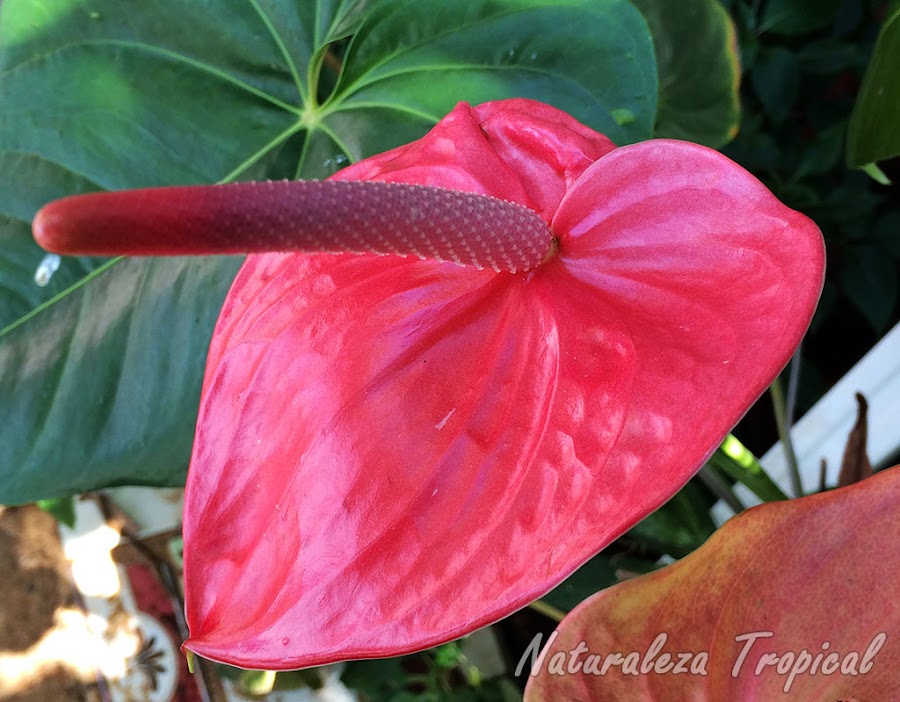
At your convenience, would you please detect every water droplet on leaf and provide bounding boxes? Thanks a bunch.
[34,254,61,287]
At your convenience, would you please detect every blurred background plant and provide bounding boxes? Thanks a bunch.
[722,0,899,439]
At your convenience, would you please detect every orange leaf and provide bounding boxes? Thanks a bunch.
[525,466,900,700]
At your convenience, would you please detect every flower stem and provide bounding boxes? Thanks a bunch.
[528,599,566,623]
[770,376,803,497]
[697,464,745,514]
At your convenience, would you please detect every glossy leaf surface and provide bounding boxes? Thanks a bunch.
[525,466,900,701]
[0,217,94,329]
[0,256,243,499]
[0,0,655,502]
[183,99,824,668]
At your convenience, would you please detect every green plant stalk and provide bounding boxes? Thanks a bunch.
[529,599,566,622]
[709,435,789,503]
[697,464,745,513]
[770,376,803,497]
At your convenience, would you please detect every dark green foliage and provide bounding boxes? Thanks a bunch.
[723,0,899,417]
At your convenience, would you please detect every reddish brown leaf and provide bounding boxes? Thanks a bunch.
[837,393,874,488]
[525,466,900,701]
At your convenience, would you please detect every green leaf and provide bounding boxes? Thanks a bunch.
[790,121,845,181]
[796,38,862,75]
[433,641,464,669]
[341,657,410,697]
[707,434,788,503]
[759,0,842,36]
[840,243,899,333]
[847,9,900,169]
[626,479,717,557]
[0,0,656,503]
[860,162,892,186]
[542,553,619,613]
[323,0,657,158]
[0,217,98,329]
[750,47,799,125]
[873,211,900,257]
[36,496,76,528]
[0,256,242,503]
[631,0,741,147]
[0,153,101,223]
[543,474,720,616]
[0,2,305,191]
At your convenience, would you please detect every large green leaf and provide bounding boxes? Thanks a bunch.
[631,0,741,148]
[0,256,244,501]
[323,0,656,160]
[0,0,656,502]
[847,8,900,175]
[0,218,97,328]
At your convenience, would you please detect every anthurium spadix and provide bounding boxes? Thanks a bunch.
[33,99,825,669]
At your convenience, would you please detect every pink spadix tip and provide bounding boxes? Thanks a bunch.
[33,180,555,273]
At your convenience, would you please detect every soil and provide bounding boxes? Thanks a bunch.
[0,505,96,701]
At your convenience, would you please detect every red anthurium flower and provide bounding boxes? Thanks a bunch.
[33,99,825,669]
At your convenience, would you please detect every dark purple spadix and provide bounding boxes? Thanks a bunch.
[33,180,555,273]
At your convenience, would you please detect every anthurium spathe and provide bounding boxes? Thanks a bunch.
[524,465,900,701]
[33,99,825,669]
